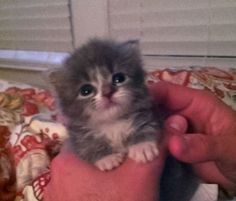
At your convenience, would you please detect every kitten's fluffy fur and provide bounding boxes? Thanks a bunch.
[49,38,199,201]
[49,39,160,170]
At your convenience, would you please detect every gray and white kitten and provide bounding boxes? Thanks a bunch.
[49,39,160,171]
[49,39,199,201]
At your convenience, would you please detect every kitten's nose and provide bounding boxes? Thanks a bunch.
[102,86,114,98]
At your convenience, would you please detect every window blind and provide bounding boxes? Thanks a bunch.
[108,0,236,58]
[0,0,73,52]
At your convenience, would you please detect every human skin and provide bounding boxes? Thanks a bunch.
[43,139,167,201]
[149,81,236,191]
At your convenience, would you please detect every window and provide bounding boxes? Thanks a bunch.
[1,0,235,70]
[108,0,236,68]
[0,0,73,70]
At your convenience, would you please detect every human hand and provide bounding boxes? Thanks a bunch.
[150,81,236,191]
[43,140,166,201]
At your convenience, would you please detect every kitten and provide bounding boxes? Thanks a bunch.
[49,39,199,201]
[49,39,160,171]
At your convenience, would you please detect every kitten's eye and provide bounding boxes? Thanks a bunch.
[79,84,94,97]
[112,73,126,85]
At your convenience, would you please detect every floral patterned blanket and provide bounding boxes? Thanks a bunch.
[0,66,236,201]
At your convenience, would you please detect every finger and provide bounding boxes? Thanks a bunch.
[148,81,203,111]
[168,134,220,163]
[193,162,236,190]
[164,114,188,134]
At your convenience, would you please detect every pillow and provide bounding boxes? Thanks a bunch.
[147,66,236,110]
[0,78,67,201]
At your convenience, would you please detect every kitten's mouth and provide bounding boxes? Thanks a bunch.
[100,97,119,110]
[103,99,118,108]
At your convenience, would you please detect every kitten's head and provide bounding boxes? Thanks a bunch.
[49,39,147,123]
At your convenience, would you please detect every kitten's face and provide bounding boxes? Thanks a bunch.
[50,39,146,123]
[77,67,133,122]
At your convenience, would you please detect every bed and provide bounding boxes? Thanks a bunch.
[0,66,236,201]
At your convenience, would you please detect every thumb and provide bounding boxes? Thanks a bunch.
[168,134,221,163]
[164,115,221,163]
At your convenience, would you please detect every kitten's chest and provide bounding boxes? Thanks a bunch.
[97,119,134,148]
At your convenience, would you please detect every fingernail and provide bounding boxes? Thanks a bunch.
[169,123,182,131]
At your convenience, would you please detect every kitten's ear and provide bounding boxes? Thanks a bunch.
[119,40,141,58]
[45,68,66,89]
[120,40,140,51]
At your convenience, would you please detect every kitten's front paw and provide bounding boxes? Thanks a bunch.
[95,153,124,171]
[128,141,159,163]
